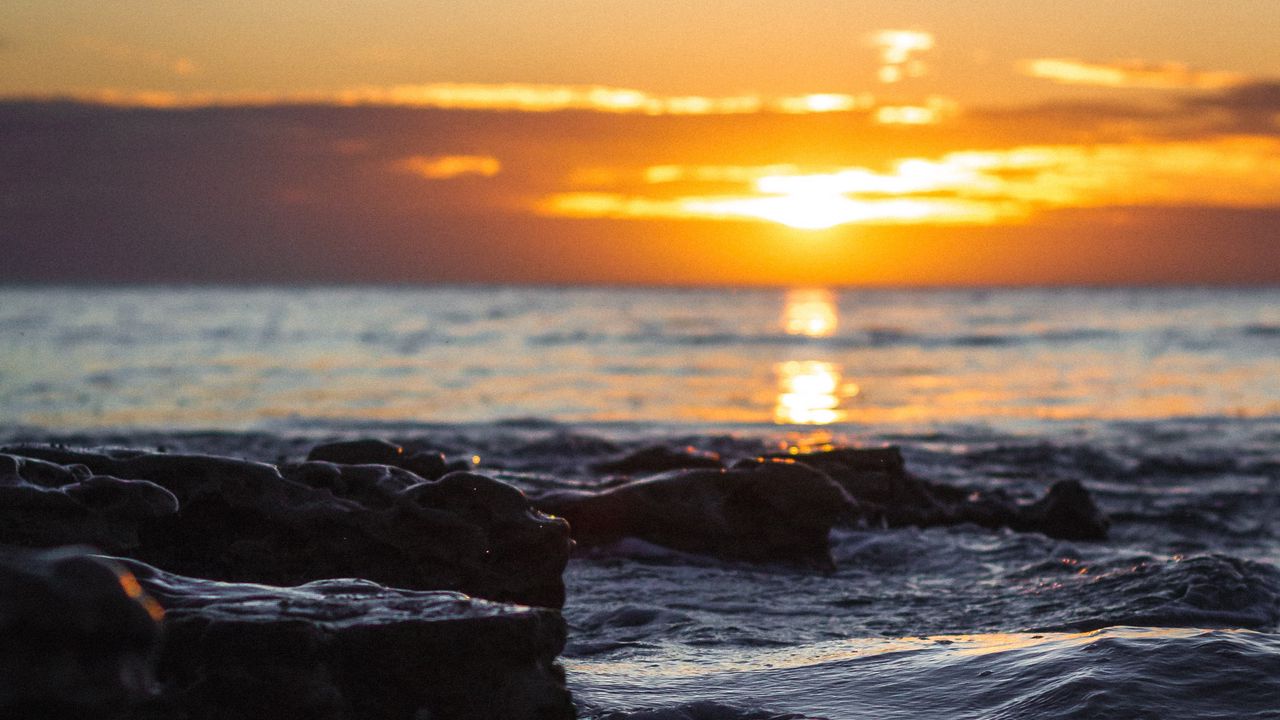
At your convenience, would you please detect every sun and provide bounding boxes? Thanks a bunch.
[677,164,1005,230]
[683,191,959,230]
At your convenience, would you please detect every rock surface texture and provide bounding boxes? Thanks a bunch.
[128,559,574,720]
[539,445,1109,562]
[772,447,1110,541]
[0,547,162,717]
[0,547,574,720]
[538,459,855,570]
[0,445,572,607]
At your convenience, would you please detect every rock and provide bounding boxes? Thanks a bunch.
[1013,479,1110,541]
[0,453,180,551]
[0,446,572,608]
[777,447,1109,540]
[589,445,724,476]
[538,459,854,570]
[766,446,906,476]
[307,439,454,480]
[126,559,574,720]
[0,546,162,716]
[306,438,407,466]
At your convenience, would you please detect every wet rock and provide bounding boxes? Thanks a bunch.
[1013,479,1110,541]
[538,459,854,570]
[589,445,724,476]
[0,446,572,608]
[0,546,162,716]
[127,559,574,720]
[306,438,454,480]
[779,446,1109,541]
[307,438,407,466]
[0,453,179,551]
[766,446,906,476]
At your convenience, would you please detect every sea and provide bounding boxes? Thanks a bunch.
[3,285,1279,719]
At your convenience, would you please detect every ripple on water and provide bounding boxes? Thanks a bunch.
[571,628,1280,720]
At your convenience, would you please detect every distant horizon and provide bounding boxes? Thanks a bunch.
[5,279,1280,291]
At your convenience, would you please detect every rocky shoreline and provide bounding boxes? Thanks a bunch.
[0,438,1109,718]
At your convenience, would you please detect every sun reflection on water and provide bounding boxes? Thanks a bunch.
[775,360,855,425]
[775,290,858,425]
[783,289,839,337]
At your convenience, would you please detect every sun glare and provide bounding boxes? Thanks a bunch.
[540,136,1280,230]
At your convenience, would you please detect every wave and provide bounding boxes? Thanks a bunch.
[571,627,1280,720]
[1019,554,1280,632]
[524,328,1122,351]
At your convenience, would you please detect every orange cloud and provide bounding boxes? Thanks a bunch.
[874,96,959,125]
[17,84,911,117]
[777,93,875,113]
[871,30,934,84]
[393,155,501,180]
[539,137,1280,229]
[21,84,769,114]
[1020,58,1249,90]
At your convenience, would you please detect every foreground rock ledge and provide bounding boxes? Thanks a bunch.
[0,546,161,716]
[0,547,574,720]
[0,446,572,608]
[129,559,574,720]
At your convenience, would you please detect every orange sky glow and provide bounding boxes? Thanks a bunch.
[1,1,1279,284]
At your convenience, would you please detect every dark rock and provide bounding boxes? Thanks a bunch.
[590,445,724,476]
[0,453,179,551]
[0,446,572,607]
[126,559,574,720]
[778,447,1109,541]
[538,459,854,570]
[307,439,453,481]
[1013,479,1110,541]
[306,438,406,466]
[0,546,162,716]
[403,450,451,480]
[765,446,906,476]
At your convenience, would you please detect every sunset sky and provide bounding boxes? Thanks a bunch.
[3,1,1279,284]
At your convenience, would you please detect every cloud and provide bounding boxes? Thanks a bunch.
[539,137,1280,229]
[1019,58,1248,90]
[870,30,934,84]
[1187,81,1280,116]
[874,96,959,125]
[3,101,1278,285]
[393,155,501,180]
[5,84,949,119]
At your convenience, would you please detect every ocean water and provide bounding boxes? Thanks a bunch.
[2,285,1279,718]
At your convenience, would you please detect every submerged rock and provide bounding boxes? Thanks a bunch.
[1012,478,1111,541]
[538,459,854,570]
[128,559,574,720]
[0,446,572,607]
[777,447,1110,540]
[0,546,162,716]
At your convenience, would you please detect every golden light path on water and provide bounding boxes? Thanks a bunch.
[774,289,859,425]
[567,627,1216,678]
